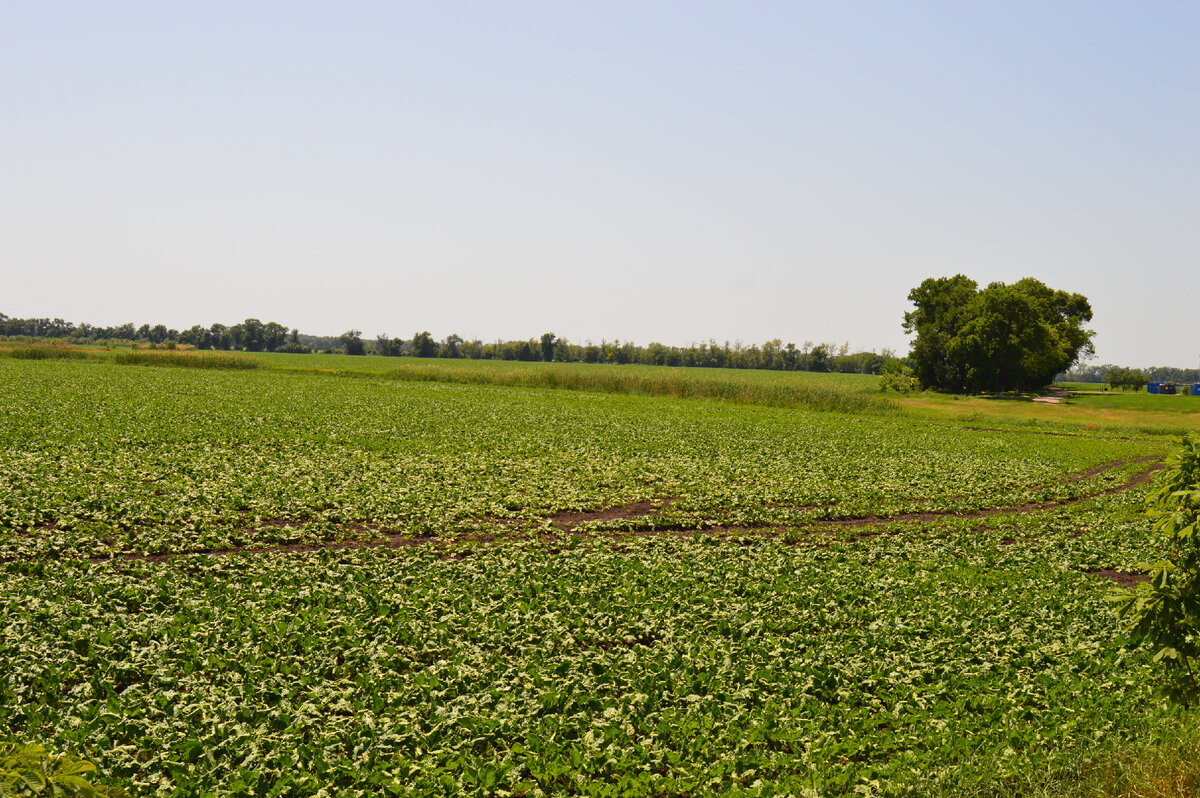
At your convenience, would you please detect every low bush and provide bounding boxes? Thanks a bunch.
[1,741,126,797]
[1117,434,1200,706]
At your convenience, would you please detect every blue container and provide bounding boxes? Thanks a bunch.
[1149,382,1160,394]
[1193,383,1200,396]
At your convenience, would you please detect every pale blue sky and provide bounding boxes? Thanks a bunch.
[3,2,1197,366]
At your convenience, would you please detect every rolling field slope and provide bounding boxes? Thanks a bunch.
[0,354,1190,796]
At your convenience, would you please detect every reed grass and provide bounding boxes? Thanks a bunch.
[374,361,892,413]
[3,342,259,370]
[2,345,91,360]
[107,350,260,370]
[928,712,1200,798]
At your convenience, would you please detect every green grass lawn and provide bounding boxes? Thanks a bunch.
[1066,390,1200,413]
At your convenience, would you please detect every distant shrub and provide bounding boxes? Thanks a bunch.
[879,361,920,394]
[1107,366,1149,392]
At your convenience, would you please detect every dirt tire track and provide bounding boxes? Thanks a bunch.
[86,531,509,564]
[50,455,1163,563]
[790,456,1161,532]
[545,498,676,530]
[567,456,1161,538]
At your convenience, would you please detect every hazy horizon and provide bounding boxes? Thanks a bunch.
[4,3,1197,369]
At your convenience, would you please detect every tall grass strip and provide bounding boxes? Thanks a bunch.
[108,350,260,370]
[926,712,1200,797]
[362,362,893,413]
[2,346,90,361]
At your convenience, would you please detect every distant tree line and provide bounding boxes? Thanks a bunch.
[348,330,899,374]
[0,313,311,353]
[1,312,901,374]
[9,310,1195,386]
[1059,363,1200,386]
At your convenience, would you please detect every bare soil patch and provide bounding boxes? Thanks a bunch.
[1086,569,1151,588]
[546,498,676,530]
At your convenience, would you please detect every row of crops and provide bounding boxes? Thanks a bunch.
[0,356,1183,795]
[0,359,1158,559]
[0,523,1169,796]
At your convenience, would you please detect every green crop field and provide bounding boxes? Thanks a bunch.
[1,353,1194,796]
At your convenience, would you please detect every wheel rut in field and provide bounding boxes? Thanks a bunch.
[598,456,1162,538]
[81,502,680,563]
[55,455,1163,563]
[544,498,675,530]
[789,456,1161,533]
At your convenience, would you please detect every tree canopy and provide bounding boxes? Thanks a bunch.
[903,276,1094,393]
[1105,366,1149,392]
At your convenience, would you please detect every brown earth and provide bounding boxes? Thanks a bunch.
[1086,569,1151,587]
[545,498,675,530]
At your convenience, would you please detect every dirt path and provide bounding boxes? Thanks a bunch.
[1032,387,1072,405]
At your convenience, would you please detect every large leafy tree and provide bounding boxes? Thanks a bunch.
[540,332,557,362]
[905,276,1094,392]
[1009,277,1096,386]
[412,331,438,358]
[339,329,365,356]
[948,283,1054,392]
[263,321,290,352]
[902,275,980,390]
